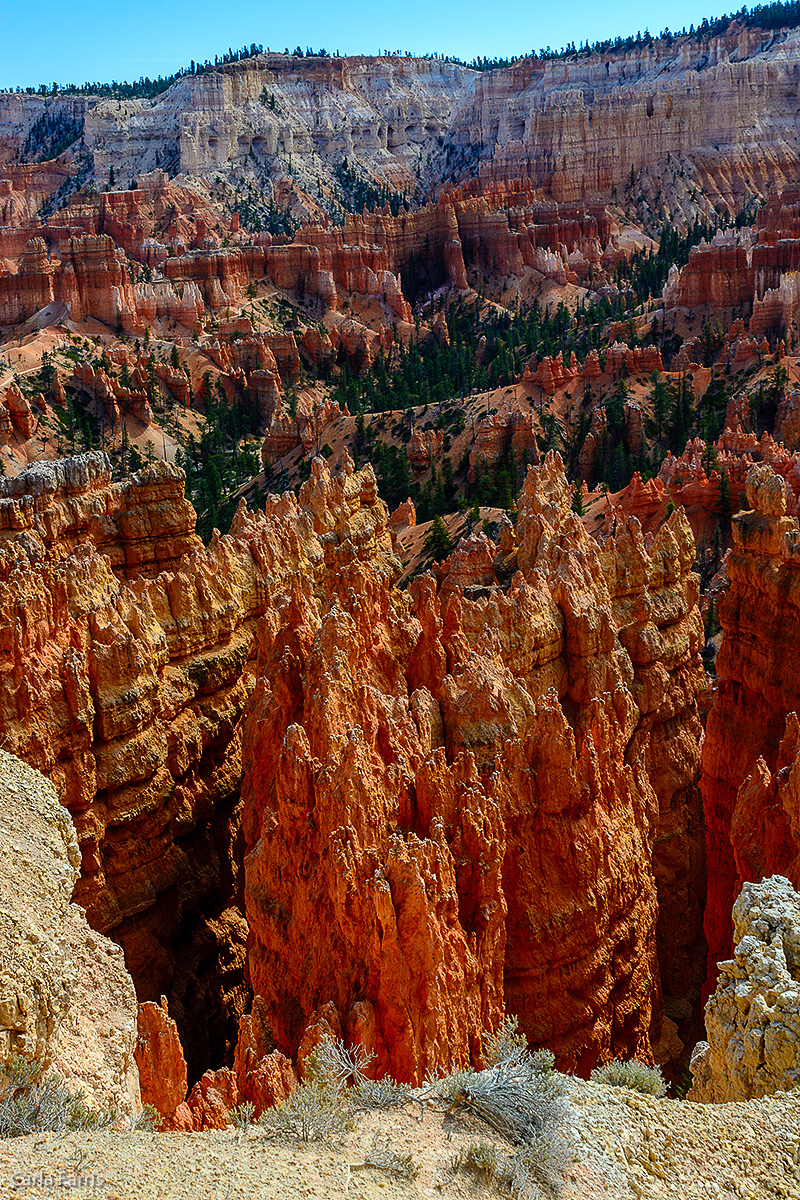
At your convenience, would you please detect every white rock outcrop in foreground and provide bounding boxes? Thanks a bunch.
[690,875,800,1102]
[0,751,140,1116]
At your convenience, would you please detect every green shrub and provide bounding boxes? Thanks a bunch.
[257,1078,355,1143]
[0,1056,117,1137]
[590,1059,667,1097]
[674,1065,693,1100]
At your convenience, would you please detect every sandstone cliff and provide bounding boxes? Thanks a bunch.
[4,26,799,217]
[731,712,800,889]
[0,451,322,1080]
[0,438,707,1089]
[0,181,630,342]
[663,192,800,347]
[0,446,422,1088]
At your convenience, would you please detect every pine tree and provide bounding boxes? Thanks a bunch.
[423,515,454,562]
[718,469,733,529]
[650,373,670,439]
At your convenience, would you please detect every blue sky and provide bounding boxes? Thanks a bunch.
[0,0,739,90]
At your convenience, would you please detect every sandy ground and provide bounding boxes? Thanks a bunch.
[1,1079,799,1199]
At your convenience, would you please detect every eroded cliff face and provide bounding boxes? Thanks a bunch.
[701,463,800,993]
[451,26,800,212]
[241,452,706,1081]
[731,713,800,888]
[663,193,800,346]
[0,443,708,1087]
[0,450,327,1080]
[0,178,629,350]
[3,26,798,216]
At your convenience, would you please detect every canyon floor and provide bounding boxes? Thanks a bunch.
[2,1082,800,1199]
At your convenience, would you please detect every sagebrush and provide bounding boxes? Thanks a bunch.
[257,1077,355,1143]
[0,1056,117,1137]
[590,1059,667,1097]
[443,1018,571,1197]
[257,1035,414,1141]
[230,1101,256,1131]
[253,1022,571,1197]
[130,1103,159,1131]
[454,1139,553,1200]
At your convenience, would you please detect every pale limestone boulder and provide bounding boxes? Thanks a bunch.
[745,462,787,517]
[690,875,800,1102]
[0,751,140,1117]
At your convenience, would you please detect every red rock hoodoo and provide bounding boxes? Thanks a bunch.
[12,31,800,1103]
[701,463,800,990]
[241,452,706,1082]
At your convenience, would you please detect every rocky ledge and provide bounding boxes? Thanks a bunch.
[0,750,140,1117]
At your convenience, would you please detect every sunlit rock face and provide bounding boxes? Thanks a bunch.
[0,451,324,1079]
[242,453,706,1081]
[690,875,800,1103]
[701,464,800,1001]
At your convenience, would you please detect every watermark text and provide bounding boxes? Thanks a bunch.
[11,1172,105,1191]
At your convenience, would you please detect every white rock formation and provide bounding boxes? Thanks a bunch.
[0,750,141,1117]
[4,28,800,214]
[690,875,800,1102]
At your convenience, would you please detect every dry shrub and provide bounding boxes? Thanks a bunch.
[445,1018,571,1198]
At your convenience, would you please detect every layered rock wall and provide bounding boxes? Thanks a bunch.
[731,713,800,888]
[0,454,199,574]
[0,445,707,1089]
[459,29,800,208]
[0,183,623,357]
[663,189,800,347]
[4,28,800,212]
[0,451,330,1080]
